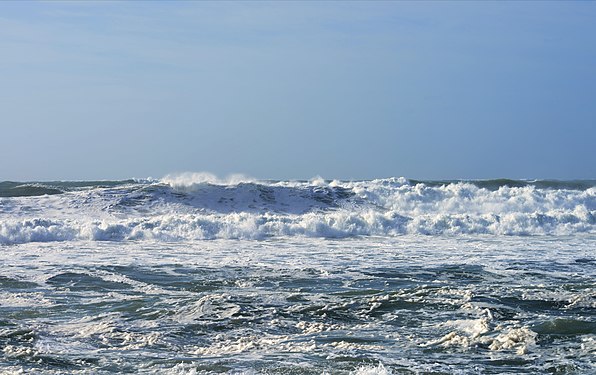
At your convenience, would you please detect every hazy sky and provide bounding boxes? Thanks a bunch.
[1,1,595,181]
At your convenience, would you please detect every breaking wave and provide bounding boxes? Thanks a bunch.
[0,176,594,244]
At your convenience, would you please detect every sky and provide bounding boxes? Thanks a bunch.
[1,1,595,181]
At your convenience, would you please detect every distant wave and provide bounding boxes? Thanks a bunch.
[0,180,135,197]
[0,182,63,197]
[409,178,596,191]
[1,178,594,198]
[0,177,594,244]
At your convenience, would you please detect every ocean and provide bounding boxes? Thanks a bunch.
[0,176,594,374]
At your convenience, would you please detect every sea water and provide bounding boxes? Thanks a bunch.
[0,176,594,374]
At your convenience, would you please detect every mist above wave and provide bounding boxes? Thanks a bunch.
[161,172,256,189]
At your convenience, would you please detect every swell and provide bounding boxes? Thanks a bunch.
[0,182,63,197]
[110,181,361,214]
[0,180,138,198]
[1,178,594,198]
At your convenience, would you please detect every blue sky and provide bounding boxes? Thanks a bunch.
[1,1,595,180]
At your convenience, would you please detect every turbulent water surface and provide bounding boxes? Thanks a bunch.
[0,176,594,374]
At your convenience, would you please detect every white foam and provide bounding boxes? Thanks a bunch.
[352,363,392,375]
[191,334,303,356]
[0,291,54,308]
[2,345,38,359]
[488,327,537,355]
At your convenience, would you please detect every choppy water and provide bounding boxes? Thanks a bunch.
[0,176,594,374]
